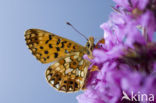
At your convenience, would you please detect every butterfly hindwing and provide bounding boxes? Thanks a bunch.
[45,52,89,92]
[25,29,85,64]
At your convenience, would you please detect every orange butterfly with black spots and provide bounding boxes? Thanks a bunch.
[25,26,104,92]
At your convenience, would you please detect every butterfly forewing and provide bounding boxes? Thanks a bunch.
[25,29,85,64]
[45,52,89,92]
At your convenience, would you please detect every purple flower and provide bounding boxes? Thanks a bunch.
[77,0,156,103]
[139,10,156,41]
[113,0,149,10]
[113,0,156,42]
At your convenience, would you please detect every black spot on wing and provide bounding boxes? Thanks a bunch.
[64,81,67,83]
[45,40,49,44]
[75,82,78,88]
[73,46,76,49]
[44,51,49,54]
[29,29,38,35]
[56,39,61,45]
[61,41,67,48]
[67,43,71,48]
[43,58,46,61]
[49,35,52,40]
[70,81,73,84]
[40,46,44,49]
[54,53,58,58]
[49,44,53,48]
[61,42,65,48]
[56,47,60,51]
[73,61,76,65]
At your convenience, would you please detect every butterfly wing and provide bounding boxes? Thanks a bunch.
[25,29,85,63]
[45,52,90,92]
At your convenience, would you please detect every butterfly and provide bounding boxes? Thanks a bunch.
[25,28,102,93]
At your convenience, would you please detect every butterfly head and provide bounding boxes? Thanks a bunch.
[85,36,95,55]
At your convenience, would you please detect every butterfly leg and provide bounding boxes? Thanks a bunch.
[90,65,99,72]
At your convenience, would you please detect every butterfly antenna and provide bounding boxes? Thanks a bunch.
[66,22,88,41]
